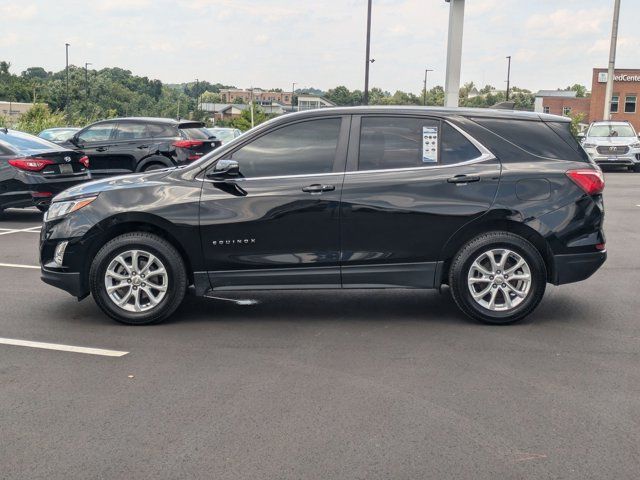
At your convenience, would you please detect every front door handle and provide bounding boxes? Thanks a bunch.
[95,146,108,152]
[302,184,335,193]
[137,145,150,149]
[447,174,480,184]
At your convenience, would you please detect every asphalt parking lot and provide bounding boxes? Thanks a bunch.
[1,172,639,479]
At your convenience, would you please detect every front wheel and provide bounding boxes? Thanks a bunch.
[89,232,187,325]
[449,232,547,325]
[633,163,640,173]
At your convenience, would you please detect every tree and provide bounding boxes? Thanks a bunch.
[230,103,270,131]
[565,84,588,98]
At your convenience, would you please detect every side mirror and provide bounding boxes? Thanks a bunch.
[207,159,240,179]
[70,134,81,146]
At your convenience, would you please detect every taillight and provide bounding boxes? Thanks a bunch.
[79,155,90,168]
[566,169,605,195]
[173,140,203,148]
[32,191,53,198]
[8,158,55,172]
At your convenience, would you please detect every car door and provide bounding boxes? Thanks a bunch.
[340,114,501,288]
[199,115,350,290]
[74,121,118,178]
[110,121,152,173]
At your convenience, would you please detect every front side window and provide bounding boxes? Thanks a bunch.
[78,123,116,143]
[611,95,619,113]
[114,122,148,140]
[358,117,480,171]
[231,118,341,178]
[624,95,637,113]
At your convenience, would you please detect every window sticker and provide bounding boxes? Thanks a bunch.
[422,126,438,163]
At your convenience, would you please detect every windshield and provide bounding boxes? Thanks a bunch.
[40,129,77,142]
[2,130,61,154]
[207,128,235,143]
[589,124,636,137]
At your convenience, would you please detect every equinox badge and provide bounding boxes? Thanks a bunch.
[212,239,256,246]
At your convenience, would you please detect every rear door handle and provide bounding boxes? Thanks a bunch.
[302,184,335,193]
[95,147,108,152]
[447,174,480,184]
[137,145,150,149]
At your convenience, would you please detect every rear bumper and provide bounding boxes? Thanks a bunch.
[41,266,87,298]
[552,251,607,285]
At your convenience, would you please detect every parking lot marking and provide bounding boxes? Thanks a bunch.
[0,337,129,357]
[0,226,41,236]
[0,262,40,269]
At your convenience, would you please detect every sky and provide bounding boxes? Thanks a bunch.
[1,0,639,94]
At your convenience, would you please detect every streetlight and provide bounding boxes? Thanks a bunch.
[423,69,434,106]
[84,62,92,110]
[65,43,70,112]
[505,55,511,101]
[363,0,372,105]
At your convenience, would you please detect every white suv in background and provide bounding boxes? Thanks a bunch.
[581,121,640,172]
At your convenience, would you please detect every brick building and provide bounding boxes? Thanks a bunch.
[535,68,640,131]
[220,88,293,106]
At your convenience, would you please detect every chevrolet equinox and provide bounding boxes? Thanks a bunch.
[40,107,606,325]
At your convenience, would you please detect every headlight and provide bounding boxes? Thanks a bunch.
[630,142,640,148]
[45,196,98,221]
[582,143,596,148]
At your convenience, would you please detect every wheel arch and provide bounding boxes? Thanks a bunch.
[81,214,196,287]
[437,216,554,286]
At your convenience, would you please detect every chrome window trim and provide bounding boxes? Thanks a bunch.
[198,119,496,182]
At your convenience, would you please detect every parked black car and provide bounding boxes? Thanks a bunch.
[40,107,606,325]
[61,117,222,178]
[0,128,91,214]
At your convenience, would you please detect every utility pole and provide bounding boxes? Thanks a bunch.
[250,86,255,128]
[603,0,621,120]
[505,55,512,101]
[444,0,465,107]
[84,62,92,111]
[423,69,434,106]
[195,78,200,114]
[292,82,297,111]
[363,0,372,105]
[65,43,70,113]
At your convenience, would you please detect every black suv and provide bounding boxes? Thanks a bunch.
[62,117,221,178]
[40,107,606,325]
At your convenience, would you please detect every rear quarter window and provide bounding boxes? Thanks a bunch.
[147,124,178,138]
[471,118,587,162]
[180,127,211,140]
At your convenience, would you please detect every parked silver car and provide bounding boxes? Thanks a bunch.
[580,121,640,172]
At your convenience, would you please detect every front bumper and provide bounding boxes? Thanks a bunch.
[552,251,607,285]
[41,265,87,298]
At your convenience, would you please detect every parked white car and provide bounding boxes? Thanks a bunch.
[580,121,640,172]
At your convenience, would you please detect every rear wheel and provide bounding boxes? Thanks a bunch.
[142,162,167,172]
[89,232,187,325]
[449,231,547,325]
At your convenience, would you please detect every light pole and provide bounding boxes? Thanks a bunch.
[65,43,70,113]
[292,82,297,111]
[505,55,511,101]
[444,0,465,107]
[84,62,92,110]
[604,0,621,120]
[363,0,372,105]
[423,69,434,106]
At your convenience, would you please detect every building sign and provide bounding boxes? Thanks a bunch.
[598,72,640,83]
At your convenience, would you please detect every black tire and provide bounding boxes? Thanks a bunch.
[448,231,547,325]
[633,164,640,173]
[89,232,187,325]
[36,205,49,213]
[142,162,167,172]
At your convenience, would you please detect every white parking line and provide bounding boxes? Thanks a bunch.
[0,337,129,357]
[0,226,41,235]
[0,262,40,269]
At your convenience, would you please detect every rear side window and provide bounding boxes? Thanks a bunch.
[546,122,590,162]
[230,118,341,178]
[114,122,149,140]
[147,124,177,138]
[472,118,585,161]
[358,117,481,171]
